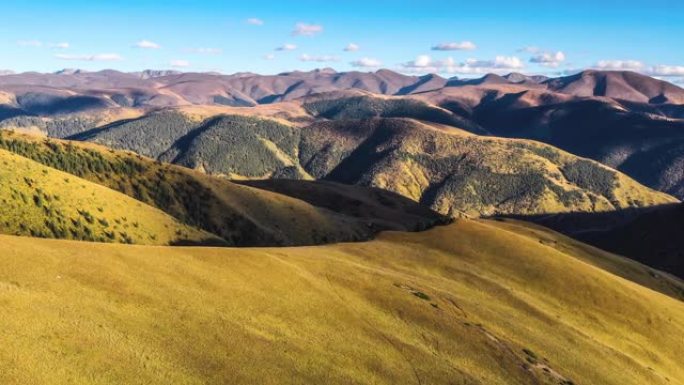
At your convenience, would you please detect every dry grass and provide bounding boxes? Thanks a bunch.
[0,219,682,384]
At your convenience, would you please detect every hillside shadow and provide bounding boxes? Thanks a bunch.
[494,203,684,279]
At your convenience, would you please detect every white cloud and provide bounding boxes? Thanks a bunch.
[135,40,161,49]
[648,65,684,77]
[246,18,264,26]
[263,53,276,60]
[276,43,297,51]
[170,59,190,68]
[55,53,123,61]
[17,40,43,47]
[401,55,524,74]
[188,47,222,55]
[344,43,360,52]
[300,54,339,62]
[431,41,477,51]
[51,42,70,49]
[594,60,645,71]
[592,60,684,77]
[403,55,434,68]
[530,51,566,67]
[292,23,323,36]
[350,57,382,68]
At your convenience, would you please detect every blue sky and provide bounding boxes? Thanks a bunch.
[1,0,683,81]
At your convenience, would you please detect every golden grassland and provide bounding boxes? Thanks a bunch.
[0,149,214,245]
[0,219,682,385]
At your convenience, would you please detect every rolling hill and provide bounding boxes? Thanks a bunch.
[414,74,684,198]
[0,219,682,385]
[0,147,215,245]
[2,68,683,200]
[300,118,677,217]
[512,203,684,279]
[0,130,447,246]
[65,108,677,218]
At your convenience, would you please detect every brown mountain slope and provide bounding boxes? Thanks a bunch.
[414,82,684,198]
[545,70,684,104]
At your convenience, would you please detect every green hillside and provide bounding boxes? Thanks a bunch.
[0,148,215,245]
[66,108,678,218]
[0,130,446,246]
[299,118,677,217]
[0,219,682,384]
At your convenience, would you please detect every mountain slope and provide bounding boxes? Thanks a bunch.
[0,220,682,385]
[524,203,684,279]
[0,130,447,246]
[0,148,214,245]
[545,70,684,104]
[68,108,677,217]
[462,96,684,198]
[580,203,684,278]
[298,118,677,217]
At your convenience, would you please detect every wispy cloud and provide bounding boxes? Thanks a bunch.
[134,40,161,49]
[594,60,645,71]
[431,41,477,51]
[55,53,123,61]
[401,55,524,74]
[170,59,190,68]
[276,43,297,51]
[16,40,43,47]
[263,53,276,60]
[187,47,223,55]
[591,60,684,77]
[292,23,323,36]
[530,51,566,68]
[246,18,264,26]
[300,53,338,62]
[648,65,684,77]
[344,43,360,52]
[350,57,382,68]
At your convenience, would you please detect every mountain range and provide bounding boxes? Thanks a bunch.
[1,68,683,273]
[1,67,684,384]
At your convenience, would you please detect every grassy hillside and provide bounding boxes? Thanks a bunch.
[157,114,310,179]
[74,112,311,179]
[0,220,682,385]
[496,203,684,279]
[303,94,485,134]
[68,108,678,218]
[0,148,214,245]
[0,130,446,246]
[426,90,684,199]
[299,118,677,217]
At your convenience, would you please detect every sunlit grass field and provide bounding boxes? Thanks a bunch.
[1,219,682,384]
[0,149,214,245]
